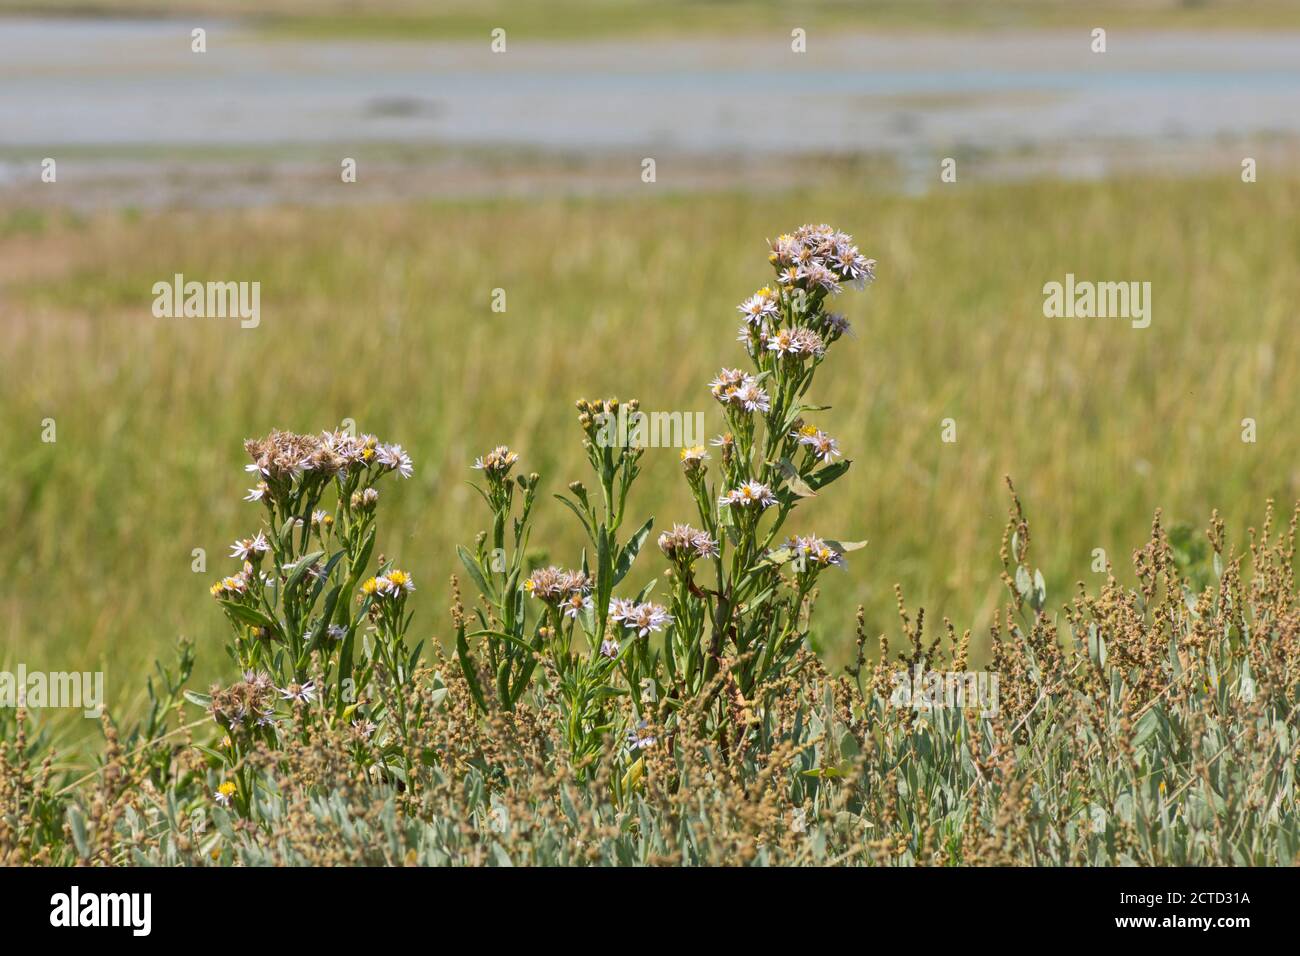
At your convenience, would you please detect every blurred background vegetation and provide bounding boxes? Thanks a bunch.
[2,0,1299,744]
[4,0,1300,35]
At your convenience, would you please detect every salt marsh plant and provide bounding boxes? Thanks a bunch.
[454,224,873,774]
[3,223,1298,868]
[194,428,423,805]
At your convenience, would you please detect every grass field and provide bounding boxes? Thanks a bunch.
[4,172,1298,742]
[4,0,1299,38]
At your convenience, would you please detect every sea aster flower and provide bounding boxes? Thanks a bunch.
[277,680,318,705]
[708,368,748,402]
[833,245,874,285]
[376,443,414,479]
[801,261,842,295]
[730,379,771,413]
[562,591,593,619]
[209,573,250,599]
[607,597,636,623]
[378,569,415,596]
[798,427,841,462]
[786,535,844,568]
[229,531,270,562]
[720,481,778,510]
[525,566,589,603]
[658,523,718,562]
[618,602,673,637]
[737,287,779,326]
[626,720,657,751]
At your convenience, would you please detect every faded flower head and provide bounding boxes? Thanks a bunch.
[472,445,520,478]
[658,523,718,562]
[208,671,276,734]
[524,566,591,604]
[679,444,710,476]
[244,429,344,482]
[209,569,251,600]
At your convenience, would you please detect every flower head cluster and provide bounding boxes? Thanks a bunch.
[766,326,825,360]
[524,566,591,605]
[657,523,718,563]
[243,429,413,506]
[769,224,875,294]
[608,599,673,636]
[320,430,414,479]
[786,535,845,569]
[208,670,276,734]
[244,430,345,482]
[719,481,778,510]
[472,444,520,478]
[708,368,770,414]
[210,558,270,601]
[209,569,251,599]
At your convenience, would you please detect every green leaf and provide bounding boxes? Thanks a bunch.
[467,628,536,656]
[283,550,325,593]
[456,627,489,712]
[806,459,851,491]
[220,600,278,632]
[457,545,495,601]
[613,516,654,586]
[775,458,817,498]
[827,539,867,553]
[182,689,212,708]
[67,806,90,858]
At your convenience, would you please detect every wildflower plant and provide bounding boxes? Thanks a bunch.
[455,225,873,773]
[191,428,419,804]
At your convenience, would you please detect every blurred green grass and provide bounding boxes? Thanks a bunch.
[3,173,1298,739]
[4,0,1299,38]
